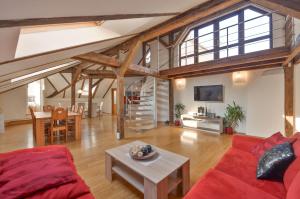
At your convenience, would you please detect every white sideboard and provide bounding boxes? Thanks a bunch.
[181,114,223,134]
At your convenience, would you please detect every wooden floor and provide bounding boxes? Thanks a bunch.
[0,115,232,199]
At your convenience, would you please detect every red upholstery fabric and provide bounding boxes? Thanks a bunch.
[286,171,300,199]
[215,148,286,199]
[283,138,300,190]
[232,134,264,153]
[251,132,295,159]
[185,134,300,199]
[184,169,279,199]
[0,146,94,199]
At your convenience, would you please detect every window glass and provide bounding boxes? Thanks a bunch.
[219,15,239,47]
[219,46,239,58]
[198,25,214,52]
[198,53,214,62]
[145,50,151,65]
[245,39,270,53]
[244,9,270,41]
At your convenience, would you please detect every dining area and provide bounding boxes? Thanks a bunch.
[29,105,84,146]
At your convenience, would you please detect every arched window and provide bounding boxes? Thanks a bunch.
[179,6,272,66]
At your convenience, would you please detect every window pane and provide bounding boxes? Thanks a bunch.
[186,57,194,65]
[181,58,186,66]
[145,51,151,64]
[186,40,194,56]
[198,53,214,62]
[219,15,238,47]
[198,33,214,52]
[245,39,270,53]
[185,30,195,41]
[198,24,213,36]
[219,15,238,29]
[219,46,239,58]
[244,9,270,41]
[180,43,187,57]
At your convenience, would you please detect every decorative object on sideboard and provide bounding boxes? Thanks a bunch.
[129,145,157,160]
[175,103,185,127]
[224,101,245,134]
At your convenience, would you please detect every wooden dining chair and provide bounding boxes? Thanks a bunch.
[50,107,68,144]
[28,106,36,139]
[43,105,54,112]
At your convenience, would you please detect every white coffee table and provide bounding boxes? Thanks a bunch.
[105,141,190,199]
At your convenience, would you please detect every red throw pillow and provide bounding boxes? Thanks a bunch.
[251,132,296,159]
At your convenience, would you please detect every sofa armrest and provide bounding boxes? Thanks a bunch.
[232,135,264,153]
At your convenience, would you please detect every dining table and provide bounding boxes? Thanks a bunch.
[33,111,82,146]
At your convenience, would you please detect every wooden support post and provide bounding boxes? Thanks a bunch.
[71,70,76,107]
[284,64,294,137]
[116,74,125,139]
[168,33,174,124]
[169,79,174,125]
[88,77,93,118]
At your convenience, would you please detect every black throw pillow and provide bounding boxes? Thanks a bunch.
[257,142,295,181]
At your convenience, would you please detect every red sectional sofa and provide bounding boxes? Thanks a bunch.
[0,145,94,199]
[184,134,300,199]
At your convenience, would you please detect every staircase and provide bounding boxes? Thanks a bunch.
[126,77,156,131]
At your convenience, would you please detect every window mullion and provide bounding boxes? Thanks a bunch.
[194,29,198,63]
[214,22,219,59]
[239,10,245,55]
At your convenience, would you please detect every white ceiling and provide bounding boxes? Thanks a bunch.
[0,0,210,93]
[0,0,207,19]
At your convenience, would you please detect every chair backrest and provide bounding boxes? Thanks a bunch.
[100,101,104,111]
[28,106,35,120]
[78,105,84,116]
[51,107,68,122]
[43,105,54,112]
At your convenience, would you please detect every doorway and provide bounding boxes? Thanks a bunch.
[111,88,117,115]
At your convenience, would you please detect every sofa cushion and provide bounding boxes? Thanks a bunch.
[283,137,300,190]
[257,142,295,181]
[286,171,300,199]
[215,148,286,199]
[184,169,279,199]
[251,132,295,159]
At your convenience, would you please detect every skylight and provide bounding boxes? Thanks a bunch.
[11,61,79,83]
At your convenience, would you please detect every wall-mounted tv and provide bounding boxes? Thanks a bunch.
[194,85,223,102]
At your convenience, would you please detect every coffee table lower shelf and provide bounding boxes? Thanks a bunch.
[112,164,183,194]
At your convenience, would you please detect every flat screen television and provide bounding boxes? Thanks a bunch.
[194,85,223,102]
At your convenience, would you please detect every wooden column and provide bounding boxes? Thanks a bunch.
[88,77,93,118]
[284,64,294,137]
[168,33,175,124]
[116,74,125,139]
[71,70,76,107]
[169,79,174,124]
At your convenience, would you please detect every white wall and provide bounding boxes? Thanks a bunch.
[0,86,28,121]
[174,68,285,136]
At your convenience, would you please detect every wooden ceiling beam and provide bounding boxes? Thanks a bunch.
[168,58,286,78]
[74,52,119,67]
[250,0,300,19]
[103,0,243,56]
[0,12,180,28]
[160,47,289,77]
[283,43,300,66]
[173,63,282,79]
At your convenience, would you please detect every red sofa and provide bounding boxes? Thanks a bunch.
[0,145,94,199]
[184,134,300,199]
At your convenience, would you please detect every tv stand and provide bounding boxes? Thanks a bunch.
[181,114,223,134]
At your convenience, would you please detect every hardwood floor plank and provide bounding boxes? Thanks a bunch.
[0,115,232,199]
